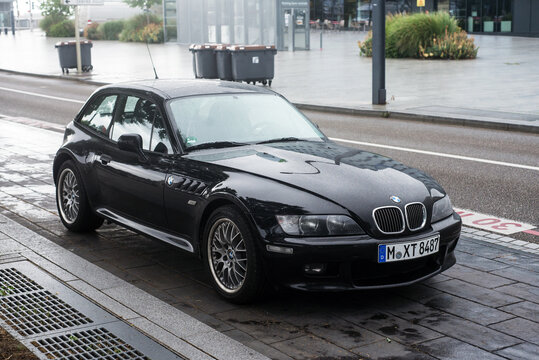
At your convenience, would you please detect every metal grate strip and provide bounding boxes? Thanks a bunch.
[0,268,44,295]
[31,327,152,360]
[0,290,93,336]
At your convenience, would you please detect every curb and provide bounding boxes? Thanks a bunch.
[294,103,539,135]
[2,68,538,134]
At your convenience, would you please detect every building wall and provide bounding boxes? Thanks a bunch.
[514,0,539,35]
[176,0,277,45]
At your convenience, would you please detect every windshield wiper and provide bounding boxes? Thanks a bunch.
[186,141,249,152]
[256,137,307,145]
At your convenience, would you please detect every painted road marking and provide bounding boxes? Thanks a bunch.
[454,208,536,235]
[0,86,86,104]
[330,137,539,172]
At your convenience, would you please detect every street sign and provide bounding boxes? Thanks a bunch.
[417,0,425,7]
[61,0,104,5]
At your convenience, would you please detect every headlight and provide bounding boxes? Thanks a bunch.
[276,215,364,236]
[431,196,453,223]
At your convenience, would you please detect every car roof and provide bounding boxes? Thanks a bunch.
[100,79,276,100]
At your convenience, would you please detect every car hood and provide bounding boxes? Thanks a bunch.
[186,141,445,217]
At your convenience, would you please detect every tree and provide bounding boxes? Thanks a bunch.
[40,0,73,18]
[123,0,162,11]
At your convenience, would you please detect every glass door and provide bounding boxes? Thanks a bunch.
[294,9,308,50]
[283,9,292,50]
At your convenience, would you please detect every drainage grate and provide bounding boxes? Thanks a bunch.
[0,290,93,336]
[0,268,44,295]
[31,327,151,360]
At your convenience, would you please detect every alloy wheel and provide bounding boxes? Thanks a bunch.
[207,218,248,293]
[57,168,80,224]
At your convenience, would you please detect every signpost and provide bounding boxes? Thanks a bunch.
[372,0,386,105]
[61,0,103,73]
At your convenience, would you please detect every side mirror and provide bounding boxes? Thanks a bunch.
[118,134,148,161]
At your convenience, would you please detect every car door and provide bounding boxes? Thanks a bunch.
[94,94,174,229]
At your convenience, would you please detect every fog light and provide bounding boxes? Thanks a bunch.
[266,245,294,254]
[304,263,327,275]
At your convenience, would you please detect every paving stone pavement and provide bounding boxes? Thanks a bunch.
[0,117,538,359]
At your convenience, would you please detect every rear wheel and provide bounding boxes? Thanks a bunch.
[203,206,265,303]
[56,160,103,232]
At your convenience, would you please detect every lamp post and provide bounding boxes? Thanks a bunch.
[372,0,386,105]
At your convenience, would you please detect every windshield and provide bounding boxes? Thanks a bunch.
[167,94,324,149]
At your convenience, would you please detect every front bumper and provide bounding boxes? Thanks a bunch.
[262,212,461,291]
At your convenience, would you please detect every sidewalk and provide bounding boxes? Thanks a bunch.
[1,29,538,133]
[1,116,538,359]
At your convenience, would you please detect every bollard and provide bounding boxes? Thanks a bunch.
[320,31,323,50]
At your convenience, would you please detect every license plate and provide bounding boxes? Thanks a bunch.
[378,235,440,263]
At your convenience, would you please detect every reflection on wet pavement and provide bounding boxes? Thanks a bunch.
[1,118,538,360]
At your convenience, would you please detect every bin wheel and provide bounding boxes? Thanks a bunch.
[65,69,69,74]
[268,80,272,87]
[262,80,267,86]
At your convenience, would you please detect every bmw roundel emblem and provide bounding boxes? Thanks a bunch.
[167,176,174,186]
[390,195,401,203]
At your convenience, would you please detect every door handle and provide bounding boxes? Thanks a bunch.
[99,154,112,165]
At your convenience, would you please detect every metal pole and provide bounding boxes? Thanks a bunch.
[29,0,33,31]
[74,5,82,73]
[11,9,15,34]
[372,0,386,105]
[320,30,322,50]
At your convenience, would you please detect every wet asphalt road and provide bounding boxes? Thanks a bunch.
[0,71,537,241]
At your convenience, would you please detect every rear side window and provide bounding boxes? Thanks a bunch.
[110,96,172,154]
[79,95,117,135]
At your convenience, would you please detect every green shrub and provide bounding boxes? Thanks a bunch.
[84,22,102,40]
[40,13,66,33]
[358,12,477,59]
[47,19,75,37]
[99,20,125,40]
[419,30,478,59]
[140,23,164,43]
[119,14,163,43]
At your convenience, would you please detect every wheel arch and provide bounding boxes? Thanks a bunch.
[196,194,257,258]
[53,150,76,185]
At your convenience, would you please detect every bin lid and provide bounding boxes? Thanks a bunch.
[214,44,232,51]
[55,40,93,47]
[228,45,276,51]
[190,44,221,50]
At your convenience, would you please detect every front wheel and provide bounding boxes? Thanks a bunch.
[203,206,266,303]
[56,160,103,232]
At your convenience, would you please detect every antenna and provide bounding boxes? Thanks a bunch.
[144,8,159,79]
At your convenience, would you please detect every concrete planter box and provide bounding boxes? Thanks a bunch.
[501,21,512,32]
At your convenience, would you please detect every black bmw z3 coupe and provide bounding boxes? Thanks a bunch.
[54,80,461,303]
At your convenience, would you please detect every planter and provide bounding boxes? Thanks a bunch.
[501,21,512,32]
[483,21,494,32]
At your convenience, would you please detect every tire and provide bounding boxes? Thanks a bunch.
[203,206,266,303]
[56,160,103,232]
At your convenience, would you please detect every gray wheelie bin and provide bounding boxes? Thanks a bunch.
[189,44,218,79]
[55,41,93,74]
[215,45,233,81]
[229,45,277,86]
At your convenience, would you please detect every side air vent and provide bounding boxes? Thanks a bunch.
[170,176,207,195]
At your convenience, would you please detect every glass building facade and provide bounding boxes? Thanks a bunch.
[308,0,538,35]
[170,0,311,50]
[165,0,537,45]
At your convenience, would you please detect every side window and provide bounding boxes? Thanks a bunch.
[110,96,171,154]
[150,112,172,154]
[79,95,117,135]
